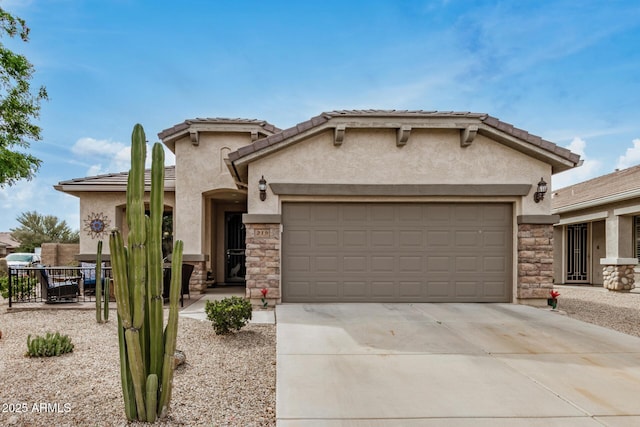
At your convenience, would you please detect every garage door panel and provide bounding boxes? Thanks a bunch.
[316,281,339,297]
[371,230,395,247]
[288,256,311,272]
[455,230,480,247]
[344,230,367,247]
[282,203,512,303]
[399,256,422,272]
[427,230,451,246]
[456,281,480,297]
[483,230,508,247]
[455,256,479,271]
[399,281,422,297]
[371,256,395,272]
[316,230,339,247]
[399,230,423,246]
[343,205,367,222]
[425,205,451,221]
[315,205,339,221]
[287,230,311,248]
[316,256,339,272]
[371,205,395,221]
[344,256,367,272]
[343,281,366,297]
[371,281,394,297]
[485,281,508,297]
[483,256,506,272]
[288,281,311,297]
[427,281,451,298]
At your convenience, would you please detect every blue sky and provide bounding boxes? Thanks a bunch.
[1,0,640,231]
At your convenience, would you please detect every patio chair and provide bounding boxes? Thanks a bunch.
[39,268,79,303]
[80,262,106,295]
[163,263,194,307]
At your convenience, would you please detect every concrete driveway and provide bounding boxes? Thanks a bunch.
[276,303,640,426]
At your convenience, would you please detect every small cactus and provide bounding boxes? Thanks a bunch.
[95,240,103,323]
[26,332,74,357]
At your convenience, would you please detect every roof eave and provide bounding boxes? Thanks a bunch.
[228,114,581,184]
[552,188,640,214]
[55,184,176,194]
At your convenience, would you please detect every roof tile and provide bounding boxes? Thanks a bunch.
[552,164,640,210]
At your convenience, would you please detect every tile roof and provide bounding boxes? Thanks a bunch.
[158,117,281,141]
[551,164,640,211]
[0,232,20,249]
[227,110,581,166]
[55,166,176,192]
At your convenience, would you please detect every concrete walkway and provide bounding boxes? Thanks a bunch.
[179,285,275,324]
[276,303,640,426]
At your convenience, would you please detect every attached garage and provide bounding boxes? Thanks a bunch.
[282,202,512,303]
[226,110,581,306]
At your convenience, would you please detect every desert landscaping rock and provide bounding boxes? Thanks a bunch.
[1,285,638,426]
[0,306,275,426]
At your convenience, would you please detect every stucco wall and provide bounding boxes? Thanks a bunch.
[554,197,640,284]
[245,129,551,215]
[174,132,253,254]
[78,191,175,254]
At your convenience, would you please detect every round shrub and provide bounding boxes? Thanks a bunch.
[205,296,252,335]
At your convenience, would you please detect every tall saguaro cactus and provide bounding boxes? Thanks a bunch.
[110,124,183,422]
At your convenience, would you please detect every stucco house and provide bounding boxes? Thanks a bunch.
[552,165,640,291]
[55,110,581,306]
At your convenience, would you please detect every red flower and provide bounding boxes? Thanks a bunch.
[550,290,560,299]
[261,288,268,297]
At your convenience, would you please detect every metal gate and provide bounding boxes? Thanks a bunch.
[566,223,588,282]
[225,212,246,283]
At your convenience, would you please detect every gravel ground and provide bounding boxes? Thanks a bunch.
[552,285,640,338]
[1,286,638,426]
[0,304,276,427]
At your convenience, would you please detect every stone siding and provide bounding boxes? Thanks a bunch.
[186,261,207,294]
[517,224,554,301]
[245,223,280,308]
[603,265,636,292]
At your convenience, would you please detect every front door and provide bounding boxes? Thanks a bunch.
[225,212,246,283]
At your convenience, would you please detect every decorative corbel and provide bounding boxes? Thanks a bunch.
[190,130,200,146]
[460,125,478,147]
[251,130,259,142]
[334,124,346,146]
[397,125,411,147]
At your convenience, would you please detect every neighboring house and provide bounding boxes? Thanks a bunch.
[0,232,20,257]
[56,110,580,306]
[552,165,640,291]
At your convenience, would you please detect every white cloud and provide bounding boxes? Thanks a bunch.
[71,137,175,176]
[552,137,602,190]
[0,178,79,231]
[616,138,640,170]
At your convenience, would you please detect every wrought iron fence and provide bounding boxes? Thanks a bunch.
[6,265,189,307]
[7,266,114,307]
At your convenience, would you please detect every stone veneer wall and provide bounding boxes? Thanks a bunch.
[186,261,207,294]
[245,223,280,308]
[603,265,636,292]
[517,224,554,301]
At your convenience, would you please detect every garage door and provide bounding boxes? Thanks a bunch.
[282,202,512,302]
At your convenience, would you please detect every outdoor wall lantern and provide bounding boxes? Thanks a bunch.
[533,177,547,203]
[258,175,267,201]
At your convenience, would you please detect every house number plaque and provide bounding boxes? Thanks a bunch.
[255,229,270,237]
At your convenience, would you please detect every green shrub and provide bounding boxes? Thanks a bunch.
[26,332,74,357]
[205,296,252,335]
[0,276,8,299]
